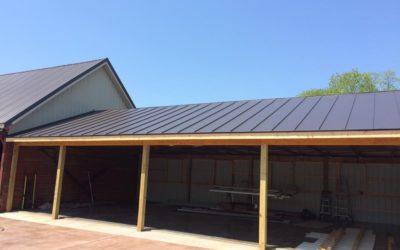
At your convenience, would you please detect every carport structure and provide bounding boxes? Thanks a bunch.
[4,91,400,249]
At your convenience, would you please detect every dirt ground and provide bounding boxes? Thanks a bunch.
[0,217,206,250]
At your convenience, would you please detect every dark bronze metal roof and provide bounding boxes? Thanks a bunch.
[13,90,400,138]
[0,58,134,126]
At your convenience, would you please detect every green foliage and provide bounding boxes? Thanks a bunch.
[299,69,400,97]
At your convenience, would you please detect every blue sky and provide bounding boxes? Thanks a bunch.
[0,1,399,107]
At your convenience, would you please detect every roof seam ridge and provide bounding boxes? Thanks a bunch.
[0,58,105,77]
[114,105,192,135]
[195,101,249,132]
[251,98,290,131]
[213,99,263,132]
[295,96,323,131]
[318,95,339,130]
[176,102,228,133]
[272,97,307,131]
[192,101,240,133]
[160,103,220,133]
[230,99,276,132]
[344,94,358,130]
[146,103,212,133]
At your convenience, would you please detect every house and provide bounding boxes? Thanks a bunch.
[1,59,399,249]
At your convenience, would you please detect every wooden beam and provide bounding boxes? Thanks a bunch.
[259,144,268,250]
[6,144,20,212]
[319,228,344,250]
[137,145,150,232]
[52,146,67,219]
[7,130,400,146]
[352,229,364,250]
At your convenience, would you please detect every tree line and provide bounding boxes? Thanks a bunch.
[299,69,400,97]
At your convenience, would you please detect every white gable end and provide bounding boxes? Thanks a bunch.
[10,66,130,133]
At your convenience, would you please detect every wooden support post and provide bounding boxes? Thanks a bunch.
[137,145,150,232]
[6,144,20,212]
[52,146,66,219]
[259,144,268,250]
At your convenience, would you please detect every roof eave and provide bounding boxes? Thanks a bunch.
[6,130,400,147]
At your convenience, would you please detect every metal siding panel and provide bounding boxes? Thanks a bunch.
[374,92,400,129]
[253,97,304,132]
[346,93,374,130]
[274,96,321,132]
[296,95,337,131]
[320,94,356,131]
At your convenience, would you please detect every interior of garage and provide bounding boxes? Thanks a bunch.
[8,145,400,249]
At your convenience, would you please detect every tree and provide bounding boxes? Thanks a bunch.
[299,69,399,97]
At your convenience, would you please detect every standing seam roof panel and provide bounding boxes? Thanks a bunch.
[133,103,213,134]
[179,101,246,133]
[198,100,263,133]
[273,96,321,131]
[374,92,400,129]
[148,102,225,134]
[346,93,375,130]
[296,95,337,131]
[0,59,104,124]
[320,94,356,131]
[70,107,163,136]
[56,108,155,136]
[11,90,400,138]
[93,105,189,135]
[215,99,275,132]
[145,102,238,135]
[233,98,288,132]
[253,97,304,132]
[162,102,231,133]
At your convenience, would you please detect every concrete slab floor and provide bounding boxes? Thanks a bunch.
[1,204,397,249]
[0,209,258,250]
[0,217,206,250]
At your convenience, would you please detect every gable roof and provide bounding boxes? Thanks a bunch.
[12,90,400,138]
[0,58,134,127]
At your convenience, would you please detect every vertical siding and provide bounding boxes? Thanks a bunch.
[10,67,129,133]
[147,156,400,225]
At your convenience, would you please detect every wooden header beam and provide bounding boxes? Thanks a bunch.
[6,130,400,147]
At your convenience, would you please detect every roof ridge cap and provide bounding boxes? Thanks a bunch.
[0,58,106,77]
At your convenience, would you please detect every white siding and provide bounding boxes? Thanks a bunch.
[10,67,130,133]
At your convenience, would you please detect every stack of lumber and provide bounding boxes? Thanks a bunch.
[296,228,375,250]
